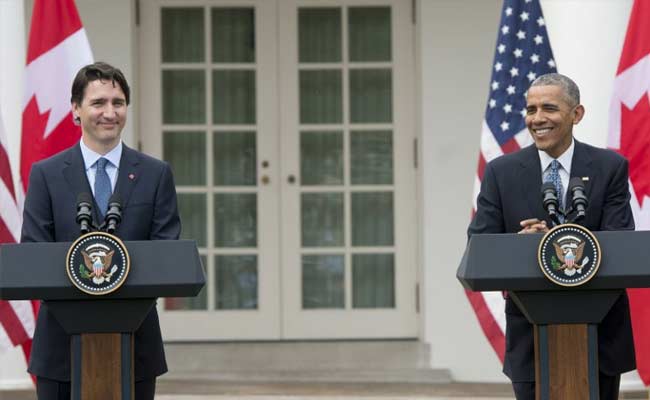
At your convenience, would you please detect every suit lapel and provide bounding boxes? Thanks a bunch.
[114,144,140,208]
[569,140,593,199]
[518,145,548,223]
[62,144,98,221]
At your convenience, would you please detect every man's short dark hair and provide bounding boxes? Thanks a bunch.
[529,73,580,106]
[71,62,130,106]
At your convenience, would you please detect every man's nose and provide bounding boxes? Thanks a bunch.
[103,105,117,118]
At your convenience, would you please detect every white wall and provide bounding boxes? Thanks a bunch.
[0,0,135,388]
[420,0,634,383]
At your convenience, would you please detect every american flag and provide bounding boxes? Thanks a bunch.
[466,0,557,362]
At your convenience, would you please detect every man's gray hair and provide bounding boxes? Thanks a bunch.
[529,73,580,106]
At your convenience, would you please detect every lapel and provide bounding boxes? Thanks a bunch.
[517,145,548,223]
[62,143,98,221]
[568,140,593,200]
[114,144,141,209]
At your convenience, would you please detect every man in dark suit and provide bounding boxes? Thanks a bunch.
[21,62,180,400]
[468,73,635,400]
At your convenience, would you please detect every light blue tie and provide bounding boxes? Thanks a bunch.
[546,159,564,223]
[94,157,112,218]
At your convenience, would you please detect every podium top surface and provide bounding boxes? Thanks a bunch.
[458,230,650,292]
[0,240,204,300]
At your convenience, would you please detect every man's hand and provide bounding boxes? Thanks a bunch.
[518,218,549,234]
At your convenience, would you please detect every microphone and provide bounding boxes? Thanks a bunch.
[76,193,94,234]
[569,177,588,221]
[104,193,122,234]
[541,182,561,225]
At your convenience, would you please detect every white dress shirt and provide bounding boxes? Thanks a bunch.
[79,140,122,196]
[538,139,574,206]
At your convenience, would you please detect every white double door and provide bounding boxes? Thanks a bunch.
[140,0,417,340]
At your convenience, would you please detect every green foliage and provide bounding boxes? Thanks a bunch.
[79,264,92,279]
[551,256,562,270]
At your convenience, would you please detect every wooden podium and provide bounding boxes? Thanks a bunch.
[457,230,650,400]
[0,240,204,400]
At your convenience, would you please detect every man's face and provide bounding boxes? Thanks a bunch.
[525,84,584,159]
[72,79,127,153]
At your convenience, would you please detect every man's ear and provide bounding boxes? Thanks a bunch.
[573,104,585,125]
[71,102,80,123]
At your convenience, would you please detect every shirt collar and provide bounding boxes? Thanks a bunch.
[538,139,574,175]
[80,140,123,170]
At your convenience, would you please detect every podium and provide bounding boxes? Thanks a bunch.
[0,240,205,400]
[457,230,650,400]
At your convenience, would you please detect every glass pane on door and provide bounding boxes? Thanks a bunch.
[160,5,260,313]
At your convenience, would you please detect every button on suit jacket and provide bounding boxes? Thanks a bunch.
[468,140,636,382]
[21,143,181,382]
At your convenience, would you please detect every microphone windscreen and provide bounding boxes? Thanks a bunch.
[77,192,93,205]
[568,177,585,191]
[108,192,122,206]
[541,182,556,194]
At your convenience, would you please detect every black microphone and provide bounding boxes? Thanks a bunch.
[541,182,561,225]
[104,193,122,234]
[76,192,93,234]
[569,177,588,221]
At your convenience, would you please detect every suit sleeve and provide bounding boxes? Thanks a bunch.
[600,157,634,231]
[149,162,181,240]
[20,164,55,243]
[468,162,505,236]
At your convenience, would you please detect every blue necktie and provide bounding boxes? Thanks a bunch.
[546,159,564,223]
[94,157,112,218]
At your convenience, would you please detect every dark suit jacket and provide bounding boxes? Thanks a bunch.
[468,140,636,382]
[21,142,181,381]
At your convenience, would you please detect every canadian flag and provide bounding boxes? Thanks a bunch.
[608,0,650,386]
[21,0,93,192]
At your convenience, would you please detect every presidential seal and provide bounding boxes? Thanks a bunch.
[66,232,130,295]
[538,223,601,287]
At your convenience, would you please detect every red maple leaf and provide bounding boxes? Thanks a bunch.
[21,96,81,192]
[619,93,650,206]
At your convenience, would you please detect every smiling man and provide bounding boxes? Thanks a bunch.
[21,62,180,400]
[468,73,635,399]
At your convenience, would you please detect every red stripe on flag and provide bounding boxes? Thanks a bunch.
[464,290,505,363]
[0,301,29,346]
[0,216,14,243]
[500,137,521,154]
[477,153,487,181]
[26,0,83,64]
[0,147,16,200]
[616,0,650,74]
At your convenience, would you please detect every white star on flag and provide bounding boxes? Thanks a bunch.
[498,44,506,54]
[527,71,537,81]
[506,85,516,95]
[530,54,540,63]
[495,62,503,71]
[503,104,513,113]
[548,59,556,68]
[491,81,500,90]
[534,35,544,44]
[520,11,529,21]
[489,99,497,108]
[520,108,527,118]
[516,30,526,40]
[505,7,513,16]
[502,25,510,35]
[500,121,510,131]
[509,67,519,77]
[537,17,545,26]
[513,48,523,58]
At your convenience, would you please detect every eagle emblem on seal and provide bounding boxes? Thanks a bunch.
[80,247,118,285]
[551,235,588,276]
